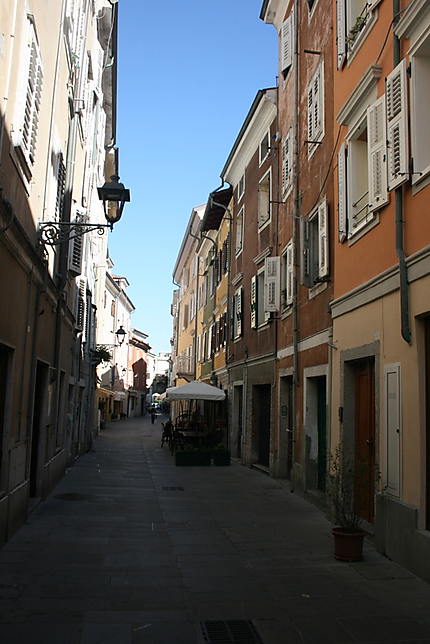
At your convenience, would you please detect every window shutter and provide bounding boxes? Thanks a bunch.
[313,67,322,140]
[236,288,243,337]
[280,11,293,76]
[75,277,87,338]
[286,243,294,305]
[250,276,257,329]
[54,153,66,221]
[282,129,293,196]
[386,60,409,191]
[318,200,329,279]
[68,220,84,276]
[13,17,43,168]
[300,219,312,287]
[264,257,280,312]
[207,325,212,359]
[337,0,346,69]
[367,95,388,213]
[338,142,347,242]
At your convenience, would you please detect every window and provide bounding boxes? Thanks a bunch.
[235,207,244,255]
[264,256,281,313]
[237,174,245,201]
[259,130,270,165]
[411,38,430,184]
[54,153,66,221]
[280,9,294,78]
[258,170,271,229]
[232,287,243,339]
[12,15,43,174]
[302,200,329,287]
[338,90,391,241]
[337,0,381,68]
[282,128,293,198]
[307,63,324,157]
[282,242,294,307]
[250,271,270,328]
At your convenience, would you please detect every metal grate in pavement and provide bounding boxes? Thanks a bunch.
[161,486,184,491]
[201,620,264,644]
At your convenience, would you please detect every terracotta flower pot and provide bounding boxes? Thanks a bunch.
[332,527,365,561]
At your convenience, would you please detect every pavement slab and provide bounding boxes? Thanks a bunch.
[0,415,430,643]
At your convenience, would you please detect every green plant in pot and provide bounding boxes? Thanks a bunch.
[326,442,366,562]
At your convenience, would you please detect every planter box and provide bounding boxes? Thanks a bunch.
[175,451,211,466]
[212,451,231,466]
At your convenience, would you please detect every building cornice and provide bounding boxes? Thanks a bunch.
[395,0,430,40]
[221,89,277,188]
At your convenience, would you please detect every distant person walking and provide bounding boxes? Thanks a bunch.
[151,406,156,424]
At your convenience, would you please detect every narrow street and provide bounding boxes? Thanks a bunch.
[0,415,430,644]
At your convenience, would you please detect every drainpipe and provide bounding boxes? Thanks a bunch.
[291,0,300,478]
[393,0,411,344]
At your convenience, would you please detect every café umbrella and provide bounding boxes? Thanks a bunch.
[164,380,225,401]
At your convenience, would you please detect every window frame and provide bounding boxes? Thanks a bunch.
[259,129,271,166]
[257,168,272,231]
[235,206,244,257]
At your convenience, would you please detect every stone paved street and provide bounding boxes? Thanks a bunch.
[1,415,430,643]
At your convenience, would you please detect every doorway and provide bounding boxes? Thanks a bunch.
[353,358,376,523]
[253,384,271,467]
[30,361,48,498]
[279,375,293,479]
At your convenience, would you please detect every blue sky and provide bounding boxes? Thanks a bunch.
[110,0,277,354]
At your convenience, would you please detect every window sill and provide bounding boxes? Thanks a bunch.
[346,11,377,67]
[308,280,328,300]
[347,212,380,245]
[258,219,271,233]
[257,322,270,332]
[412,165,430,194]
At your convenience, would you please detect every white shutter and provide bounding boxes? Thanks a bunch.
[282,129,293,196]
[264,257,280,312]
[286,243,294,305]
[338,142,347,242]
[337,0,346,69]
[250,276,257,328]
[367,95,388,213]
[280,11,293,75]
[75,276,87,336]
[386,60,409,191]
[13,17,43,168]
[236,288,242,337]
[301,219,312,287]
[207,325,212,360]
[318,200,329,278]
[384,364,401,497]
[308,64,323,152]
[68,215,84,275]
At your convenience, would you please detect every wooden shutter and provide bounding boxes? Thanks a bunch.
[75,277,87,335]
[318,200,329,279]
[386,60,409,191]
[13,17,43,168]
[338,142,347,242]
[308,65,323,150]
[280,11,293,76]
[68,220,84,276]
[300,218,312,287]
[286,243,294,305]
[367,95,388,213]
[264,257,280,312]
[236,288,243,337]
[54,153,66,221]
[282,129,292,196]
[250,276,257,328]
[337,0,346,69]
[384,364,401,497]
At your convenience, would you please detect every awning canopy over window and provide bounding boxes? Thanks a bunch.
[200,185,233,232]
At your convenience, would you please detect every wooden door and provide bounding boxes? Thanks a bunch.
[354,359,375,523]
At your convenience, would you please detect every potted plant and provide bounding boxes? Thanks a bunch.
[326,443,366,561]
[212,444,231,466]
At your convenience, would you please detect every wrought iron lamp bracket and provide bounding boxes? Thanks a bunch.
[38,220,112,246]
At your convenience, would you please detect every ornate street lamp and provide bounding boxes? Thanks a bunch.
[39,174,130,246]
[115,325,126,346]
